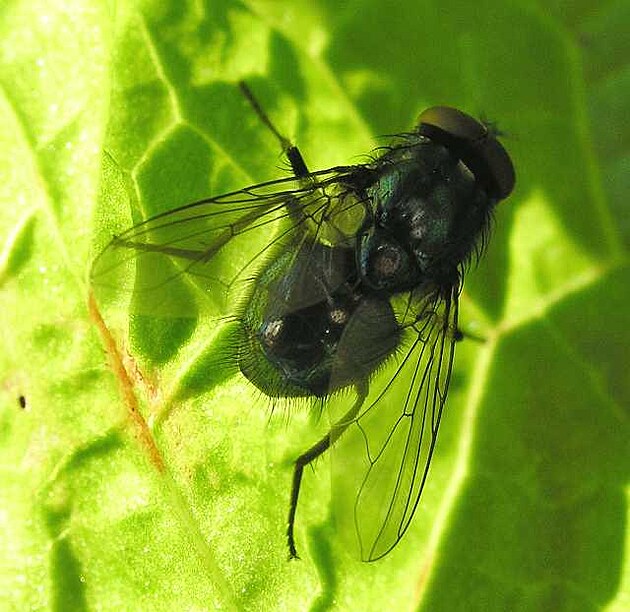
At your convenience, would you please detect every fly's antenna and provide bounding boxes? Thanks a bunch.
[238,81,309,178]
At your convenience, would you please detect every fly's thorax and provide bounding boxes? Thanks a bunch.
[367,140,495,280]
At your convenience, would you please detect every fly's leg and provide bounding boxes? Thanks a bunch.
[239,81,320,233]
[287,437,330,559]
[287,383,367,559]
[238,81,309,179]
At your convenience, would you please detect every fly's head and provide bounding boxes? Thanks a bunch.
[422,107,515,269]
[417,105,515,203]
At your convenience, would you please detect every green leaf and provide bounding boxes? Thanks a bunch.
[2,1,628,610]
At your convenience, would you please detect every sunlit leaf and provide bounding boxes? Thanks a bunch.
[1,1,628,610]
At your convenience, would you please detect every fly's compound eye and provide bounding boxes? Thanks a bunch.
[418,105,515,201]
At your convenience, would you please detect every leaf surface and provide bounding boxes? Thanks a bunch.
[1,1,628,610]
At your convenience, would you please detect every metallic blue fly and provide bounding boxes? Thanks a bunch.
[92,83,515,561]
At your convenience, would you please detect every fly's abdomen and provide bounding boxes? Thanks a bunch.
[255,294,355,396]
[238,243,400,397]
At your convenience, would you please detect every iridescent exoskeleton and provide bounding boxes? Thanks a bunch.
[92,83,515,561]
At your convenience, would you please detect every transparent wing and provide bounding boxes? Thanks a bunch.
[91,166,367,317]
[349,284,459,561]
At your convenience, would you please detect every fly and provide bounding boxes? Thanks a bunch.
[91,82,515,561]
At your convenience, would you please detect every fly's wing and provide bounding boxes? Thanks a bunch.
[336,283,459,561]
[91,167,367,317]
